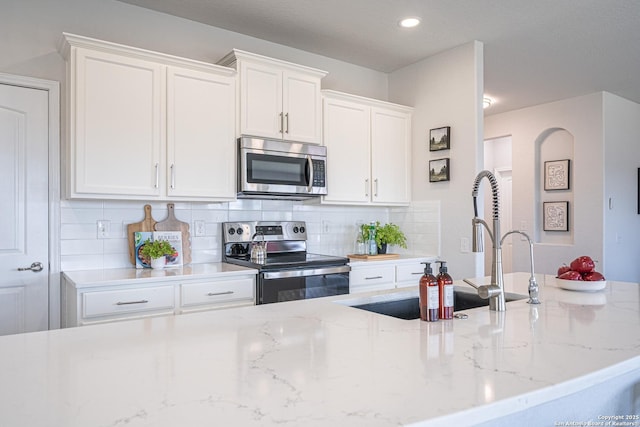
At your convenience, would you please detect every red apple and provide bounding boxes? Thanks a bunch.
[557,264,572,277]
[559,270,583,281]
[582,271,605,281]
[570,256,595,274]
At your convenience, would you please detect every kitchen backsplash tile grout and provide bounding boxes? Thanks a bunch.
[60,200,441,271]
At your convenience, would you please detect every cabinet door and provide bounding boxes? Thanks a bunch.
[167,67,236,200]
[322,96,371,204]
[349,265,396,293]
[239,60,282,139]
[371,107,411,205]
[72,48,163,197]
[283,70,322,143]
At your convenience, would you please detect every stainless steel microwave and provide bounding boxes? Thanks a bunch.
[237,136,328,199]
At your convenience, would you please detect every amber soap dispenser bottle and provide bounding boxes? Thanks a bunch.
[419,262,439,322]
[437,261,454,320]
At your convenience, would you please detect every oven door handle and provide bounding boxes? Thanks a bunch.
[263,265,350,280]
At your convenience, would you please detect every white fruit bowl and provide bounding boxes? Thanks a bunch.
[555,277,607,292]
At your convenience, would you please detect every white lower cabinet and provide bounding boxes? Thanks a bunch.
[349,265,396,293]
[82,285,175,320]
[179,277,254,313]
[349,257,435,294]
[395,262,429,289]
[62,266,256,327]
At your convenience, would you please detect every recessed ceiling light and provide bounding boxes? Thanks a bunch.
[399,17,421,28]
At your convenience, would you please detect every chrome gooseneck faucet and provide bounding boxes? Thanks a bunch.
[464,170,506,311]
[500,230,541,305]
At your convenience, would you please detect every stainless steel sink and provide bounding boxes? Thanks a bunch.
[346,288,527,320]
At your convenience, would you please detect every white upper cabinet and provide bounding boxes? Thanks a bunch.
[322,90,413,206]
[166,67,235,199]
[370,106,412,204]
[322,94,371,204]
[59,33,237,201]
[218,49,326,144]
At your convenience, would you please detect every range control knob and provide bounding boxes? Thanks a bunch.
[228,228,235,235]
[300,226,305,233]
[293,226,299,233]
[236,227,244,235]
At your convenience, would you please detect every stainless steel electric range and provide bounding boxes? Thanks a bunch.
[222,221,350,304]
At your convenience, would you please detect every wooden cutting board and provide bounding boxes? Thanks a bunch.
[347,253,400,260]
[154,203,191,265]
[127,204,157,265]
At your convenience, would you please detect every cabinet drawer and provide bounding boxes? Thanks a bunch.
[396,263,425,284]
[350,265,395,287]
[82,285,175,318]
[181,278,254,307]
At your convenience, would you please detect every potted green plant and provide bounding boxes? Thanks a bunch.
[139,239,174,269]
[360,222,407,254]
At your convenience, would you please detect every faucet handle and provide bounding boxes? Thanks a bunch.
[463,279,501,299]
[478,285,501,299]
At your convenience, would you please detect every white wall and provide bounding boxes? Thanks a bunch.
[486,92,640,283]
[389,41,484,279]
[602,93,640,282]
[1,0,388,100]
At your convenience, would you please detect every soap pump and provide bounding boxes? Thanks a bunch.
[437,261,454,320]
[419,262,439,322]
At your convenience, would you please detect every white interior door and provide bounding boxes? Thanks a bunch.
[0,83,49,335]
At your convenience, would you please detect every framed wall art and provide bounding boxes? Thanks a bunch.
[429,158,450,182]
[543,201,569,231]
[544,159,571,191]
[429,126,450,151]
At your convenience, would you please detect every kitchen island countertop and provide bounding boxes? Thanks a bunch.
[0,273,639,426]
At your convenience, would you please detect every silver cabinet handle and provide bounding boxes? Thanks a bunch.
[365,179,369,197]
[279,112,284,134]
[116,300,149,305]
[154,163,159,188]
[18,262,43,272]
[170,164,175,189]
[412,272,423,275]
[206,291,234,297]
[374,178,379,197]
[285,112,289,134]
[365,276,383,280]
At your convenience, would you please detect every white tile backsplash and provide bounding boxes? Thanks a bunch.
[60,199,441,271]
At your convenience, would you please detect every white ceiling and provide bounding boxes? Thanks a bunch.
[116,0,640,115]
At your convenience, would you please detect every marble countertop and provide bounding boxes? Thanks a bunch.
[62,262,258,288]
[1,273,639,426]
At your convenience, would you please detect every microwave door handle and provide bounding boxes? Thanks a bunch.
[306,155,313,192]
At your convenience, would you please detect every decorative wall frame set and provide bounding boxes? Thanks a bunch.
[543,159,571,231]
[429,126,450,182]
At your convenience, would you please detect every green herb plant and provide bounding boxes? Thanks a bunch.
[139,239,174,260]
[360,222,407,250]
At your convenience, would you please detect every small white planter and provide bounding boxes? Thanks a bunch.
[150,257,166,269]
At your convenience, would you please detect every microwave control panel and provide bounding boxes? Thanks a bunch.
[312,160,326,187]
